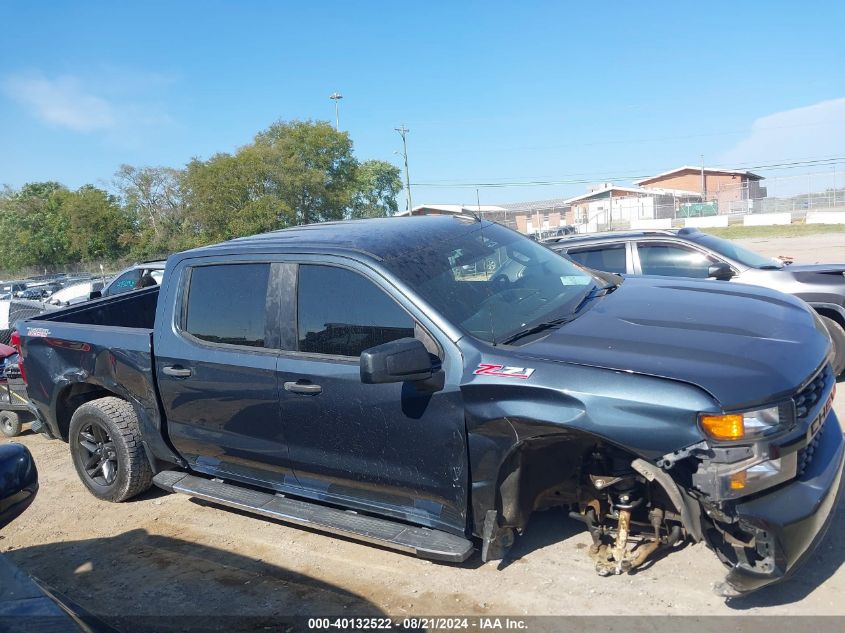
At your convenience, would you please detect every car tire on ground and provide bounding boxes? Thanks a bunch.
[68,396,153,502]
[819,315,845,376]
[0,411,22,437]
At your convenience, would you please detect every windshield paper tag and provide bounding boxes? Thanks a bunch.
[560,276,591,286]
[474,363,535,379]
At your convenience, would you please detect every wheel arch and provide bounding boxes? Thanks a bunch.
[55,382,116,441]
[811,302,845,330]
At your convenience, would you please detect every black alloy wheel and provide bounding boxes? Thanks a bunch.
[77,421,119,486]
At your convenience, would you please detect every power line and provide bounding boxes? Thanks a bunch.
[411,157,845,189]
[408,120,839,156]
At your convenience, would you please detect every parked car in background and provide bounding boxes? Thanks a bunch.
[91,261,165,299]
[544,227,845,375]
[0,281,28,300]
[48,280,106,307]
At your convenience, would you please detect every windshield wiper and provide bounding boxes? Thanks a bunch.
[501,316,574,345]
[570,283,618,315]
[500,283,619,345]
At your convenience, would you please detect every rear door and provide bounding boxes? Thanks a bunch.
[155,258,297,489]
[274,259,469,534]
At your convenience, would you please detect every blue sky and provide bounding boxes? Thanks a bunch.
[2,1,844,205]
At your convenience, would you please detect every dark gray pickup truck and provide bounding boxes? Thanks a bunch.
[14,216,844,596]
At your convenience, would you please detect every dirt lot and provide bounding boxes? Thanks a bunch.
[2,232,845,628]
[734,232,845,263]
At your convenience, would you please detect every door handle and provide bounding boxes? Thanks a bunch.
[284,381,322,395]
[162,365,192,378]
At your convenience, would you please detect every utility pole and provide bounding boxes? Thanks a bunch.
[329,92,343,130]
[395,126,413,213]
[700,154,706,200]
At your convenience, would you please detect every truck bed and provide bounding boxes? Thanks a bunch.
[31,286,159,329]
[17,287,162,442]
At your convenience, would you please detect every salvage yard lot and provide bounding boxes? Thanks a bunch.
[2,232,845,630]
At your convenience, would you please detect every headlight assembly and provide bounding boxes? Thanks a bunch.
[699,405,784,441]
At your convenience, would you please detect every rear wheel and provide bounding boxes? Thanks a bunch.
[0,411,21,437]
[68,397,153,502]
[819,315,845,376]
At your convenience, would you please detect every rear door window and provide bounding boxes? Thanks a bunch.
[636,242,716,278]
[297,265,415,357]
[184,263,270,347]
[566,244,627,274]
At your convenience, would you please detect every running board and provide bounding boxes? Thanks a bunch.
[153,471,474,563]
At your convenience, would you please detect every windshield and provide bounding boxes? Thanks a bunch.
[691,233,782,269]
[382,221,597,343]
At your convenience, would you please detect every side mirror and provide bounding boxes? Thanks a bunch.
[0,443,38,530]
[707,262,735,280]
[360,337,433,384]
[89,290,102,300]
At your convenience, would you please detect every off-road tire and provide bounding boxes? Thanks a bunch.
[0,411,21,437]
[820,314,845,377]
[68,396,153,502]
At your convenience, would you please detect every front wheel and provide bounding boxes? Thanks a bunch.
[0,411,22,437]
[819,315,845,376]
[68,397,153,502]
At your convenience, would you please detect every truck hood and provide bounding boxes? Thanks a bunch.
[518,277,830,409]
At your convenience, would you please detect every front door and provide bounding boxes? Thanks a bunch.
[276,262,469,535]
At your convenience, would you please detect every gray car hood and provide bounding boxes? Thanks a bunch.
[519,277,830,409]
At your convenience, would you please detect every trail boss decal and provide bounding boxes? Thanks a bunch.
[474,363,535,379]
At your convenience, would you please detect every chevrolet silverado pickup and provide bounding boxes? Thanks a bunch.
[15,216,844,596]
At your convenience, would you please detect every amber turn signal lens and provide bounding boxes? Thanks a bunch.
[729,470,747,490]
[700,414,744,440]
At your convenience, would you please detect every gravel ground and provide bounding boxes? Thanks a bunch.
[1,232,844,628]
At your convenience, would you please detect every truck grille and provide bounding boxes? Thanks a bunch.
[795,364,834,476]
[797,415,828,477]
[794,365,831,420]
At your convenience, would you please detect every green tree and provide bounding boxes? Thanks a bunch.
[181,120,365,243]
[58,185,132,261]
[0,182,71,272]
[350,160,403,218]
[253,119,358,225]
[114,164,186,257]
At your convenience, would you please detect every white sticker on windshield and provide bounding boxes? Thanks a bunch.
[560,276,591,286]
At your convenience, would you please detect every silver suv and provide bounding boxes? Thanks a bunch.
[545,228,845,375]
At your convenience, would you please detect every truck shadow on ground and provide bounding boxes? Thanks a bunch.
[4,528,385,632]
[496,507,584,570]
[725,500,845,609]
[188,497,486,570]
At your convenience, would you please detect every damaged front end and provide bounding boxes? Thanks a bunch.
[558,364,843,595]
[570,448,699,577]
[645,364,844,596]
[683,366,845,595]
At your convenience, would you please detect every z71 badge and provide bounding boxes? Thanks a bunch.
[473,363,535,379]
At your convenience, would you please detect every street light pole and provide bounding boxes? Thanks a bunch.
[395,125,413,213]
[329,92,343,130]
